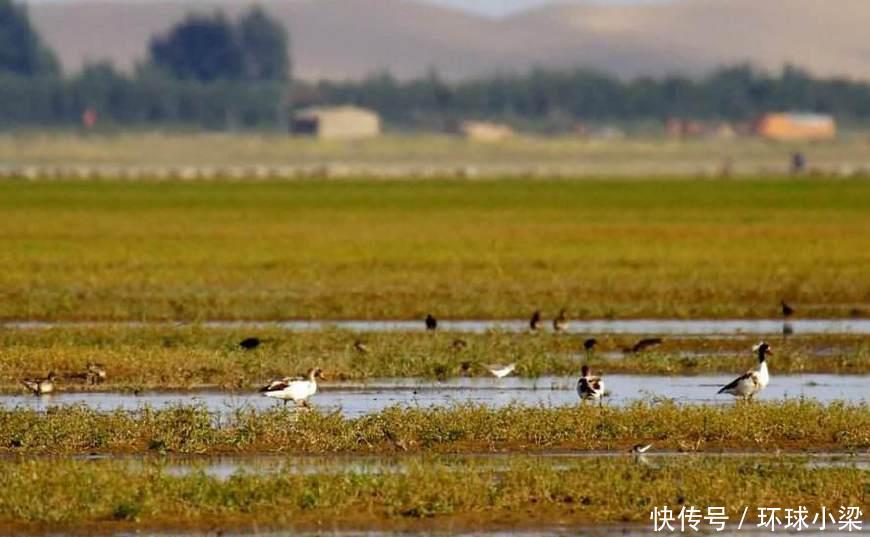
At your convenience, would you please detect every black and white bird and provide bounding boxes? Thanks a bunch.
[259,367,325,407]
[717,342,772,400]
[425,314,438,331]
[22,372,56,396]
[529,310,542,331]
[239,337,262,350]
[577,365,605,402]
[451,338,468,352]
[781,300,795,318]
[630,443,652,454]
[353,340,369,354]
[553,309,568,333]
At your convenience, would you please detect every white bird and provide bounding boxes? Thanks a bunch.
[718,341,771,400]
[630,443,652,454]
[484,363,516,378]
[22,372,56,396]
[577,365,605,402]
[260,367,325,407]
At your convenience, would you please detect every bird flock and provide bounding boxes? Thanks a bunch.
[22,303,796,409]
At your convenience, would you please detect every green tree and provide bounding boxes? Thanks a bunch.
[238,7,290,81]
[0,0,59,76]
[148,8,289,84]
[149,12,243,82]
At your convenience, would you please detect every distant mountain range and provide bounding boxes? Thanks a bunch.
[29,0,869,81]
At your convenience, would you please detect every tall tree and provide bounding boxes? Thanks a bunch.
[148,8,289,84]
[0,0,59,76]
[238,7,290,82]
[149,13,243,82]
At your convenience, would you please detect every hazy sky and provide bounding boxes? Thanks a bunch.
[23,0,671,17]
[419,0,671,16]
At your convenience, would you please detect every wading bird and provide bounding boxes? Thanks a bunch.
[239,337,262,350]
[781,300,794,318]
[451,338,468,351]
[577,365,605,402]
[425,314,438,331]
[484,363,516,378]
[529,310,542,331]
[553,309,568,332]
[353,340,369,354]
[86,363,107,384]
[22,372,56,396]
[583,338,598,357]
[624,337,663,354]
[717,342,771,401]
[259,367,325,407]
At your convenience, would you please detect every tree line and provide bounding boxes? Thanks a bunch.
[2,0,870,130]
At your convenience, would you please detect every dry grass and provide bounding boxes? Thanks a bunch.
[1,132,869,175]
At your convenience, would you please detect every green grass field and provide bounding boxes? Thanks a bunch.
[1,178,869,320]
[2,401,867,454]
[0,456,863,532]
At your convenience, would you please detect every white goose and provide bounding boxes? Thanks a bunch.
[260,367,325,407]
[577,365,605,402]
[718,342,771,400]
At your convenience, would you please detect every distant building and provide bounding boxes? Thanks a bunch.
[454,120,515,142]
[754,113,836,141]
[291,106,381,140]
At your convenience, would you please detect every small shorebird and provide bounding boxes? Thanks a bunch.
[577,365,605,402]
[484,363,516,378]
[239,337,262,350]
[553,309,568,332]
[259,367,325,407]
[624,337,662,353]
[353,340,369,354]
[451,338,468,352]
[630,443,654,466]
[529,310,542,331]
[22,372,56,396]
[425,314,438,331]
[781,300,794,318]
[86,363,107,384]
[717,342,772,401]
[583,338,598,358]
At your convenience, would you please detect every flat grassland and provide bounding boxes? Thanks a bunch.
[0,328,867,390]
[0,456,864,531]
[1,178,868,320]
[2,133,870,175]
[1,401,867,454]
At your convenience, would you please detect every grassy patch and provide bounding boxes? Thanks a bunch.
[0,455,864,531]
[0,326,867,391]
[0,401,867,455]
[0,179,869,321]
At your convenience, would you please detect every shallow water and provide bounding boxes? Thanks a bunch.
[51,451,869,481]
[2,374,866,417]
[5,318,870,334]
